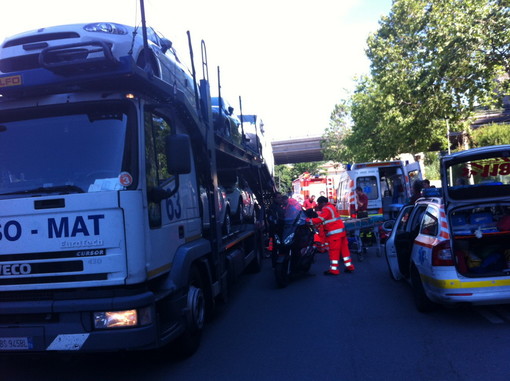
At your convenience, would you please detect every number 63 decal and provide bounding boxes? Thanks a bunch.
[165,193,182,220]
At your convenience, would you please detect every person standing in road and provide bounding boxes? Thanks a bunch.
[306,196,355,275]
[410,180,424,204]
[303,194,317,211]
[266,192,284,256]
[355,186,368,219]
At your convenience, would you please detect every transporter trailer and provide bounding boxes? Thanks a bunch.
[0,25,274,356]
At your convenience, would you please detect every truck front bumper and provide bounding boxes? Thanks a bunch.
[0,289,186,352]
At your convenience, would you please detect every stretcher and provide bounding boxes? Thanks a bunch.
[344,216,384,261]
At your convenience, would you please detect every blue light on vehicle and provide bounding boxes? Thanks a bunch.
[422,188,441,197]
[84,23,128,35]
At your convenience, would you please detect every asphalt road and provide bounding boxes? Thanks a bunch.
[4,246,510,381]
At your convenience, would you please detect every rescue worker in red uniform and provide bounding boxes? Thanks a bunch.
[306,196,355,275]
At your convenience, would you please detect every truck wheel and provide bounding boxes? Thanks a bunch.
[411,265,438,313]
[175,266,206,358]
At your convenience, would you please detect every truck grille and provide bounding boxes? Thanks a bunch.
[0,273,107,286]
[0,249,108,286]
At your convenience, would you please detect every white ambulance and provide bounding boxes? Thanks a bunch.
[336,160,422,219]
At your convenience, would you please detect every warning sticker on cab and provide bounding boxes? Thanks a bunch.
[0,75,22,88]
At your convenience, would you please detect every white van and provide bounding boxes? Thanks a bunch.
[336,160,422,219]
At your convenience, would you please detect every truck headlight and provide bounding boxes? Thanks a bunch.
[93,306,152,329]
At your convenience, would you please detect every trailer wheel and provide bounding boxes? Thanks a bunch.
[175,265,205,358]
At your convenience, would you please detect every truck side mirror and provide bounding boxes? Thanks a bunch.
[165,134,191,174]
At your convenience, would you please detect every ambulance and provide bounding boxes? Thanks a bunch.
[336,159,422,219]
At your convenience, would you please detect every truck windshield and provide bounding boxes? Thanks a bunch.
[0,102,133,197]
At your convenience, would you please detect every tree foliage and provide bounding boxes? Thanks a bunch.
[423,151,440,180]
[324,0,510,161]
[321,100,354,162]
[274,162,324,194]
[471,123,510,146]
[274,165,293,194]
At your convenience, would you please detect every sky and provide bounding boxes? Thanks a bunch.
[0,0,393,141]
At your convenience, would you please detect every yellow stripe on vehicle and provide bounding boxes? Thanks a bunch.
[422,274,510,289]
[148,263,172,279]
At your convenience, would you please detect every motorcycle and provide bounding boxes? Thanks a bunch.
[271,205,318,288]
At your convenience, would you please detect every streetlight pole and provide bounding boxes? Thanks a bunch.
[445,118,451,155]
[446,118,453,185]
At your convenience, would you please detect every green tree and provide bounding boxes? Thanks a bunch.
[274,165,293,194]
[471,123,510,146]
[274,162,325,194]
[322,100,354,162]
[423,151,440,180]
[291,162,323,178]
[325,0,510,161]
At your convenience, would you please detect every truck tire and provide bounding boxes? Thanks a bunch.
[175,265,206,358]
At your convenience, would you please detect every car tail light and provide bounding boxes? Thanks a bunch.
[432,240,454,266]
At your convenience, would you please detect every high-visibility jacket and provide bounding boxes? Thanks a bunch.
[309,203,346,238]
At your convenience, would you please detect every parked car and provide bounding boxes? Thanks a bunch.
[0,22,195,106]
[385,145,510,312]
[211,97,242,145]
[200,185,231,235]
[238,114,274,176]
[218,173,255,223]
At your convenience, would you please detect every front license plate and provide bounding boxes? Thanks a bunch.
[0,337,33,351]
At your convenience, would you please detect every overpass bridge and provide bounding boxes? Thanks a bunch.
[271,135,324,165]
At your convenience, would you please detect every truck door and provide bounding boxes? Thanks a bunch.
[144,111,199,275]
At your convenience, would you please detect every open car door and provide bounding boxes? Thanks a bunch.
[385,204,415,281]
